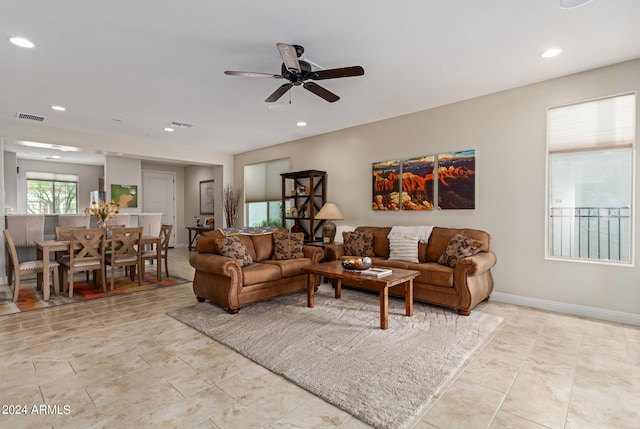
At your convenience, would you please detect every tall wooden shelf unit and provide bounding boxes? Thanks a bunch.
[281,170,326,243]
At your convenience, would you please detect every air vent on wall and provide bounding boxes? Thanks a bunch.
[169,121,193,129]
[16,112,45,122]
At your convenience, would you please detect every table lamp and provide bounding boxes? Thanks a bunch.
[315,203,344,244]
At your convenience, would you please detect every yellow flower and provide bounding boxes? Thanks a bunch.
[84,199,120,224]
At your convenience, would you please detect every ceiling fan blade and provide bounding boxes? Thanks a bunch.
[265,83,294,103]
[311,66,365,80]
[276,43,301,73]
[224,70,283,79]
[303,82,340,103]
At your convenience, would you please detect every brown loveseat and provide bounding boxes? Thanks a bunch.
[189,229,323,313]
[325,226,496,315]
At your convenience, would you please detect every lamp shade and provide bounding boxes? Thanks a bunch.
[315,203,344,220]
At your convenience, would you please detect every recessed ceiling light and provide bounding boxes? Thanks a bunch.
[163,127,174,132]
[541,48,562,58]
[296,121,307,127]
[51,105,66,111]
[557,0,593,9]
[9,37,35,48]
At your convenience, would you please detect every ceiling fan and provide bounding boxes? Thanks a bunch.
[224,43,365,103]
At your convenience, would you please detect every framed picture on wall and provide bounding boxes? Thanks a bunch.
[111,184,138,208]
[200,180,215,214]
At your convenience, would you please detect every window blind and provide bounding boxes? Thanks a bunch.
[244,158,290,203]
[26,171,79,182]
[548,93,635,153]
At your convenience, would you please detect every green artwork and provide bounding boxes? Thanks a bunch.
[111,184,138,208]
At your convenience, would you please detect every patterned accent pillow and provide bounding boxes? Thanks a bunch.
[388,234,419,263]
[214,236,253,267]
[437,234,484,268]
[272,230,304,260]
[342,230,375,257]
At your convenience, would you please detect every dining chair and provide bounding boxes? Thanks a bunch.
[137,213,162,237]
[58,214,90,228]
[55,226,90,283]
[105,227,143,290]
[5,214,45,286]
[59,228,106,297]
[4,229,59,302]
[54,226,88,240]
[141,224,172,279]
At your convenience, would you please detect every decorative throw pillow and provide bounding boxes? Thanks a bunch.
[272,230,304,260]
[214,236,253,267]
[437,234,484,268]
[388,234,419,263]
[342,230,375,257]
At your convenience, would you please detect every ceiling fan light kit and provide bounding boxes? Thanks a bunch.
[558,0,593,9]
[225,43,364,103]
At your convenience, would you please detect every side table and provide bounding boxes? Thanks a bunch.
[186,226,215,251]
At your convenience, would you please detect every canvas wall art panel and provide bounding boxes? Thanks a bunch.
[401,156,434,210]
[372,160,400,210]
[437,150,476,209]
[111,184,138,208]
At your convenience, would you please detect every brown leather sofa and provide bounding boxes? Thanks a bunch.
[325,226,496,315]
[189,229,324,313]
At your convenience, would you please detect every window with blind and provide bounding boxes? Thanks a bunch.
[26,172,79,214]
[244,158,290,227]
[547,93,635,264]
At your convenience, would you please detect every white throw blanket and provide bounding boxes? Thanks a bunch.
[387,225,434,243]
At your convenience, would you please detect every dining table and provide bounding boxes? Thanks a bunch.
[36,235,162,299]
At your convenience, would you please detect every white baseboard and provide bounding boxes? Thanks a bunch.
[491,292,640,326]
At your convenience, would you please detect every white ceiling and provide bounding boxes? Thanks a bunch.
[2,0,640,164]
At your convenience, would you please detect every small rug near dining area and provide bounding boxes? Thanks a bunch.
[168,285,503,429]
[0,273,191,316]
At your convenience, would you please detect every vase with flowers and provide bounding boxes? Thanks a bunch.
[84,199,120,228]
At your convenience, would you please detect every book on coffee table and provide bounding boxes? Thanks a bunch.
[361,267,392,277]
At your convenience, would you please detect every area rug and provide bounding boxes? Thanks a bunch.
[0,273,190,316]
[168,285,503,429]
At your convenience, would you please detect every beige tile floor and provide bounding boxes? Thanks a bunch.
[1,247,639,429]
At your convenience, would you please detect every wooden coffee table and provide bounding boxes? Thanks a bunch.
[303,261,419,330]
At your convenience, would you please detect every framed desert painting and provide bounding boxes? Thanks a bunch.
[372,160,400,210]
[401,156,434,210]
[437,150,476,209]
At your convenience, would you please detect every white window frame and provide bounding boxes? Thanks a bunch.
[545,93,636,266]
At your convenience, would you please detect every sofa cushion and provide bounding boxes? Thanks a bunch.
[407,262,454,287]
[234,234,258,261]
[388,234,419,263]
[195,229,225,253]
[272,230,304,260]
[343,230,375,257]
[250,233,274,261]
[263,258,312,277]
[356,226,391,258]
[215,236,253,267]
[241,262,282,286]
[437,234,484,268]
[426,227,490,262]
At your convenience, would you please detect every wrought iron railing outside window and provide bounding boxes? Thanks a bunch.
[549,206,631,263]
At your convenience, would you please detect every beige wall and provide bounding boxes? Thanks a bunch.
[235,59,640,323]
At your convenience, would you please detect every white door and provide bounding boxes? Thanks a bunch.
[142,170,176,247]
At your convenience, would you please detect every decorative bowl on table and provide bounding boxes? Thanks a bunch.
[341,257,372,272]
